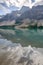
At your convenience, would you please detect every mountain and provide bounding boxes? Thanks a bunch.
[0,0,43,15]
[0,5,43,26]
[0,5,43,21]
[0,6,29,22]
[0,11,18,22]
[19,6,30,13]
[16,5,43,27]
[16,5,43,22]
[0,6,29,26]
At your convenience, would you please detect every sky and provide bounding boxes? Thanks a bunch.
[0,0,43,15]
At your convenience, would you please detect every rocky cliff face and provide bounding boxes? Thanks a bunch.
[0,5,43,27]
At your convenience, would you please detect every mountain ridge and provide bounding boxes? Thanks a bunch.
[0,5,43,27]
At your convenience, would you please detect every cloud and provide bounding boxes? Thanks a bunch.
[0,3,11,15]
[0,0,43,15]
[2,0,43,8]
[0,0,43,9]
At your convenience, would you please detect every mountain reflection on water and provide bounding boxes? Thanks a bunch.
[0,28,43,47]
[0,39,43,65]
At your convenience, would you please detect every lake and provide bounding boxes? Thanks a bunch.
[0,28,43,47]
[0,28,43,65]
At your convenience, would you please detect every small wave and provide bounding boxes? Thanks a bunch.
[0,39,43,65]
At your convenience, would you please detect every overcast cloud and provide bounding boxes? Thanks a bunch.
[0,0,43,15]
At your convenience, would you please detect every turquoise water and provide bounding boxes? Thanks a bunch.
[0,28,43,47]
